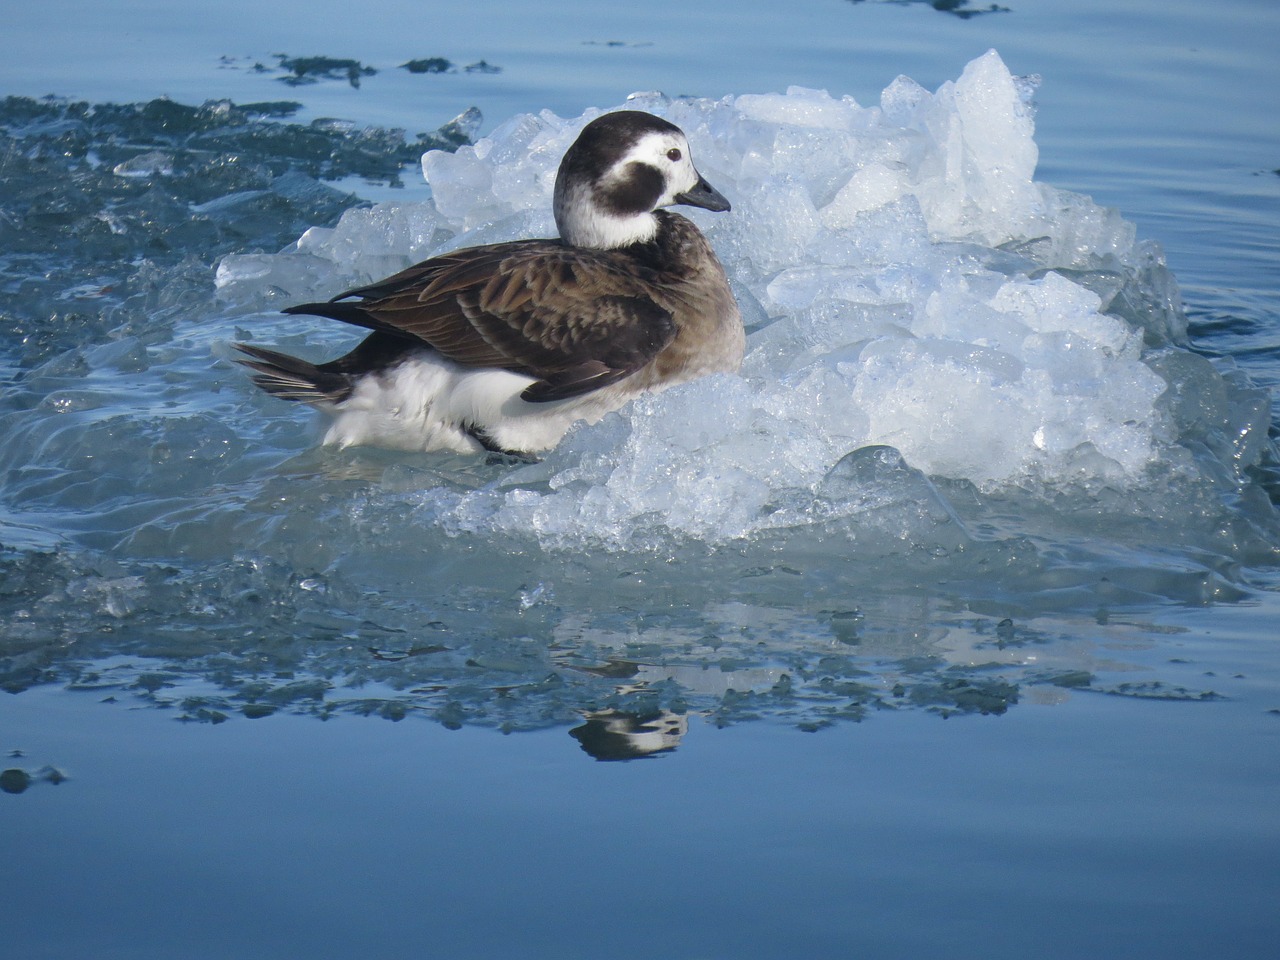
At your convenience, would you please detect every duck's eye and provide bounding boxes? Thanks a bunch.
[666,148,682,162]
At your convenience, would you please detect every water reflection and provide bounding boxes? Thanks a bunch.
[0,756,67,794]
[0,545,1225,759]
[570,710,688,760]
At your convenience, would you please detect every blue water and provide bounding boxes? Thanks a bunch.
[7,673,1278,958]
[3,0,1280,957]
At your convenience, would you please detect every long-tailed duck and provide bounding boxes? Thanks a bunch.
[235,110,743,455]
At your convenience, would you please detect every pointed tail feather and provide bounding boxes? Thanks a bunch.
[234,343,353,404]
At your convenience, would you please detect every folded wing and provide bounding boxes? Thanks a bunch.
[284,242,677,402]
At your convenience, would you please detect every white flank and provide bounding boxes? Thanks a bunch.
[323,350,613,454]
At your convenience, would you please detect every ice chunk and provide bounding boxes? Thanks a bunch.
[421,145,496,226]
[821,162,911,227]
[816,445,970,554]
[886,50,1042,245]
[113,150,175,178]
[214,198,455,306]
[736,87,863,131]
[218,50,1272,552]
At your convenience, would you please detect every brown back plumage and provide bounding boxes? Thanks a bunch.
[282,214,728,403]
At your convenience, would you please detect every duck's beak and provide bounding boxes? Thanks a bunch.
[674,173,731,213]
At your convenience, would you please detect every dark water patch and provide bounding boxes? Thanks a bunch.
[846,0,1011,19]
[400,58,502,76]
[0,94,473,366]
[275,55,377,88]
[402,58,453,74]
[217,53,504,86]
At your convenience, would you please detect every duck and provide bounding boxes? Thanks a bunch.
[234,109,743,455]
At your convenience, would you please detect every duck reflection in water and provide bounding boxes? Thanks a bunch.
[569,709,688,761]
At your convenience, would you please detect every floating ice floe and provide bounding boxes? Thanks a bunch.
[217,50,1275,553]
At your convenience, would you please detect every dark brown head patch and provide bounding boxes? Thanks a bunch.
[558,111,684,215]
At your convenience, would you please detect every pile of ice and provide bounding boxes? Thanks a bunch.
[216,50,1273,551]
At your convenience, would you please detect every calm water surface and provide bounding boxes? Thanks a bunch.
[2,1,1279,957]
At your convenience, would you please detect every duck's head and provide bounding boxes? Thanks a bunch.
[553,110,731,249]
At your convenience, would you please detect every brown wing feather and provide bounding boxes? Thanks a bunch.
[325,242,677,397]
